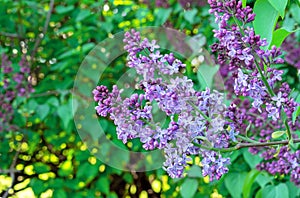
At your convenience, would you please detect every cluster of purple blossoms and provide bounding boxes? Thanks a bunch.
[281,33,300,69]
[93,30,233,180]
[209,0,297,121]
[208,0,300,185]
[93,1,299,184]
[257,147,300,185]
[0,54,33,132]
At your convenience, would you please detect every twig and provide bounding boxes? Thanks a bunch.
[0,32,23,39]
[193,138,300,153]
[2,148,21,198]
[30,0,55,60]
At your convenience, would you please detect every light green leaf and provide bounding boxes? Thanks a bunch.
[184,9,197,24]
[243,170,260,198]
[255,172,273,187]
[225,172,247,198]
[291,6,300,23]
[271,130,286,139]
[187,165,202,178]
[242,0,247,7]
[180,178,198,198]
[268,0,288,18]
[154,8,172,26]
[286,181,300,198]
[56,5,74,14]
[270,28,293,48]
[243,149,262,168]
[253,0,279,48]
[262,183,289,198]
[197,64,220,90]
[36,104,50,120]
[57,101,73,129]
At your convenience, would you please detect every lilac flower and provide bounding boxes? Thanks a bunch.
[202,150,230,181]
[271,92,285,108]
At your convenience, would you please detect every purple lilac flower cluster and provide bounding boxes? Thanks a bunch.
[0,54,33,132]
[281,33,300,69]
[208,0,297,121]
[208,0,300,185]
[93,29,232,180]
[257,147,300,185]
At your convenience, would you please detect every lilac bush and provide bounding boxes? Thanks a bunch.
[93,0,300,184]
[0,54,33,132]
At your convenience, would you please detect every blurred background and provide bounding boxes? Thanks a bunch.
[0,0,300,197]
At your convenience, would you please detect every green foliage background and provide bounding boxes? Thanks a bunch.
[0,0,299,197]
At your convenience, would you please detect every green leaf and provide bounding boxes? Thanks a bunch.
[154,8,172,26]
[286,181,300,198]
[53,189,67,198]
[29,178,47,195]
[225,172,247,198]
[291,6,300,23]
[183,9,197,24]
[242,170,260,198]
[242,0,247,7]
[56,5,75,14]
[75,10,91,22]
[58,160,73,177]
[255,189,263,198]
[292,94,300,124]
[271,130,286,139]
[33,162,51,174]
[255,172,273,187]
[180,178,198,198]
[36,104,50,120]
[96,177,110,195]
[262,183,289,198]
[268,0,288,18]
[77,162,98,180]
[197,64,220,90]
[57,101,73,129]
[243,149,262,168]
[253,0,279,48]
[270,28,293,48]
[187,165,202,178]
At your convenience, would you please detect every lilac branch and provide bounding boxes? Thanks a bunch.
[2,148,21,198]
[30,0,55,60]
[193,138,300,153]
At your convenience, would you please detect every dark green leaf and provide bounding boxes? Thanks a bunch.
[33,162,51,174]
[53,189,68,198]
[243,170,260,198]
[96,177,110,195]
